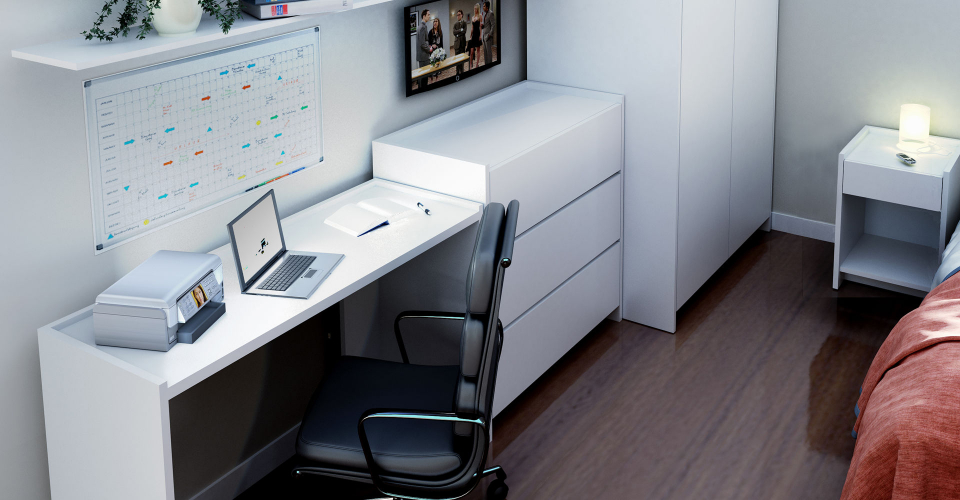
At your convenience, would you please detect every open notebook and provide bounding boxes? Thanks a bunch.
[324,198,419,237]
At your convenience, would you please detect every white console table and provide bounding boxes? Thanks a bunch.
[373,81,624,415]
[834,126,960,294]
[37,180,481,500]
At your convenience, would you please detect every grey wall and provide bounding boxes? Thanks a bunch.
[774,0,960,223]
[0,0,525,497]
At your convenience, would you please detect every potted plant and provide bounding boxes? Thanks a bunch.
[83,0,242,41]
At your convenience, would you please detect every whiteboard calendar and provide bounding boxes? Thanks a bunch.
[84,29,323,253]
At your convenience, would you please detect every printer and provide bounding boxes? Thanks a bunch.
[94,251,226,351]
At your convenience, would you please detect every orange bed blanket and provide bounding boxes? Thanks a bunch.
[841,275,960,500]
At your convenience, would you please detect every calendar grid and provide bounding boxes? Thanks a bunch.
[87,31,322,252]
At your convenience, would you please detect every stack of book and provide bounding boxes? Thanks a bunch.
[241,0,354,19]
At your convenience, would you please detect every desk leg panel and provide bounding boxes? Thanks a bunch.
[39,331,173,500]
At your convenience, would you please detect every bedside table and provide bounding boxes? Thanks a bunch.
[834,126,960,295]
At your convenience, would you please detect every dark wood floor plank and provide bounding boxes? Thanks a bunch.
[488,231,917,500]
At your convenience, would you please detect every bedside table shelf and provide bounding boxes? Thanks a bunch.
[839,234,939,293]
[834,126,960,295]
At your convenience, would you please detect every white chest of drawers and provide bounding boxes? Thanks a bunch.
[373,81,624,415]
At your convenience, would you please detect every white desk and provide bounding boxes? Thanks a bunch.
[37,179,481,500]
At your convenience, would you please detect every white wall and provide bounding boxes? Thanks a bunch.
[775,0,960,223]
[0,0,525,497]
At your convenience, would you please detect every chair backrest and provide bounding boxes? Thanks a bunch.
[376,201,518,500]
[454,200,518,433]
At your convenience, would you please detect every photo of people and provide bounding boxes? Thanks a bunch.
[191,285,208,308]
[407,0,499,96]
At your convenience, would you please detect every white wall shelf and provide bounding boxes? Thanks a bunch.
[11,0,390,72]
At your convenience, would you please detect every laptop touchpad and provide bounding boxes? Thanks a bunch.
[303,269,318,279]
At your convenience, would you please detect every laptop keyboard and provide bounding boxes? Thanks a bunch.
[257,255,317,291]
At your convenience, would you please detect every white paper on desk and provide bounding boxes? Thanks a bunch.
[356,198,419,224]
[324,205,389,237]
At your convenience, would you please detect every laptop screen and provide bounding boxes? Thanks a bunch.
[228,190,286,289]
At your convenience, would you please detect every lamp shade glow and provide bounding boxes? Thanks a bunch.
[899,104,931,151]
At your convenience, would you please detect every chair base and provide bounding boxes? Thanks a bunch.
[290,464,509,500]
[481,466,508,500]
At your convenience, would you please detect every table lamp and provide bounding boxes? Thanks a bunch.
[898,104,931,152]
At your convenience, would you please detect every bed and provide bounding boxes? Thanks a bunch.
[841,223,960,499]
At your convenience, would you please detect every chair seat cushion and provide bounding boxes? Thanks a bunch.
[296,356,463,479]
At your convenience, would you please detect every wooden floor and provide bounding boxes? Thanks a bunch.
[239,230,921,500]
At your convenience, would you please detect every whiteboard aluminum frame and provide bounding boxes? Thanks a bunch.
[83,27,324,255]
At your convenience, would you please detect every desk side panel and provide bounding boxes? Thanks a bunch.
[39,330,171,500]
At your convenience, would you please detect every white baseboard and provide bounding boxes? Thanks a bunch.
[189,424,300,500]
[771,212,835,243]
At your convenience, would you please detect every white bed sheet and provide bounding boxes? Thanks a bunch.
[934,221,960,287]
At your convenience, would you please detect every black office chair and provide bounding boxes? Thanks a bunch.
[292,200,519,500]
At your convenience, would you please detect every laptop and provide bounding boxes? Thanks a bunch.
[227,190,343,299]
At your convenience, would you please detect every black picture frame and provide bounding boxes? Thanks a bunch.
[405,1,501,97]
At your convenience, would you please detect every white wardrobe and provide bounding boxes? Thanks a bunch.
[528,0,779,332]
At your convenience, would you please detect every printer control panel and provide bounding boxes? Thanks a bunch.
[177,271,223,324]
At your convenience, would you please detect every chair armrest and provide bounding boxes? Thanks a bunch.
[357,409,487,498]
[393,311,466,364]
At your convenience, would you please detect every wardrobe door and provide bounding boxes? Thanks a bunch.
[729,0,779,254]
[676,0,737,308]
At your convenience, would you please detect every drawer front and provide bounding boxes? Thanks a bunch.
[493,244,621,416]
[500,174,621,326]
[843,161,942,211]
[489,105,622,235]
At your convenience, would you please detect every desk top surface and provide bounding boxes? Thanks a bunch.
[43,180,481,398]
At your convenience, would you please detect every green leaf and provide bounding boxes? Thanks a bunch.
[85,0,241,41]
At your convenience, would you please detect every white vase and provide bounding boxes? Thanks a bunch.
[152,0,203,37]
